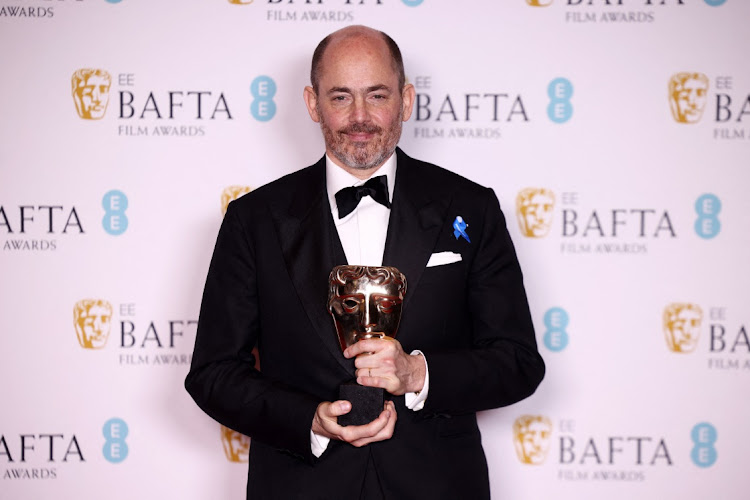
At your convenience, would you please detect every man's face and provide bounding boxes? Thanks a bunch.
[329,268,404,351]
[75,302,112,349]
[304,31,414,177]
[516,420,552,464]
[73,73,111,120]
[665,306,702,353]
[518,190,555,237]
[672,77,708,123]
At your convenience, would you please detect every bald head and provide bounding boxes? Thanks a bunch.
[310,25,405,94]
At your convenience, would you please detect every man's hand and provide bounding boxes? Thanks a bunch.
[344,338,426,396]
[312,400,397,447]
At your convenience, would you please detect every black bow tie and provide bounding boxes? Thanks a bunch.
[335,175,391,219]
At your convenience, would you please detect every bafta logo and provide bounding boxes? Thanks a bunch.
[221,426,250,463]
[72,69,112,120]
[74,299,113,349]
[669,73,709,124]
[526,0,553,6]
[664,303,703,353]
[221,186,252,215]
[228,0,253,3]
[516,188,555,238]
[513,415,552,465]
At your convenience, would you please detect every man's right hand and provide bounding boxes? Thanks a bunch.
[312,400,397,447]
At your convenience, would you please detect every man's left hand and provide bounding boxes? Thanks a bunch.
[344,338,426,396]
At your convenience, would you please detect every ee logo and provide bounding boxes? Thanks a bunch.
[103,418,129,464]
[691,422,717,468]
[547,78,573,124]
[102,190,128,236]
[543,307,569,352]
[250,76,277,122]
[694,193,721,239]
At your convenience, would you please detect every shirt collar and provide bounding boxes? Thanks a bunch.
[326,152,397,219]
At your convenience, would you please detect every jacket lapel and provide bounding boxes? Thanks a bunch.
[382,149,451,311]
[273,158,352,374]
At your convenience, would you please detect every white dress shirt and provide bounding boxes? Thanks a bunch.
[310,152,430,457]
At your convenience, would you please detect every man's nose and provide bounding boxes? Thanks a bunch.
[350,96,369,123]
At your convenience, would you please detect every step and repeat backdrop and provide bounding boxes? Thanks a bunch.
[1,0,748,499]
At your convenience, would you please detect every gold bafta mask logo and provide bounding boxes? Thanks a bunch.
[74,299,113,349]
[72,69,112,120]
[513,415,553,465]
[221,425,250,463]
[663,303,703,353]
[228,0,253,3]
[221,186,252,215]
[669,73,709,124]
[516,188,555,238]
[526,0,553,6]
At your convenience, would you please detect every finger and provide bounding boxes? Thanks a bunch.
[323,400,352,417]
[344,338,392,358]
[356,372,384,389]
[349,402,397,447]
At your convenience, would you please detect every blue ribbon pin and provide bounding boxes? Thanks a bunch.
[453,216,470,243]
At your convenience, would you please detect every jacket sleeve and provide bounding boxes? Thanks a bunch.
[184,202,320,463]
[421,188,545,415]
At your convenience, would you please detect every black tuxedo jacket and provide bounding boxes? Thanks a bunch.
[186,148,545,499]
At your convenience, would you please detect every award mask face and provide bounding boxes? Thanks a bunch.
[328,265,407,351]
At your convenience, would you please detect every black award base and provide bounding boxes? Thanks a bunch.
[338,382,384,426]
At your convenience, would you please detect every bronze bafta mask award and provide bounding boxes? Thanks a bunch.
[328,265,407,426]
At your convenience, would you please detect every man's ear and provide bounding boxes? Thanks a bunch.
[401,83,415,122]
[303,86,320,123]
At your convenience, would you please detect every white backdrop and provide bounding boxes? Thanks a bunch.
[1,1,749,499]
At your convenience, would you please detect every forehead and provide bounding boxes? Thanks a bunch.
[526,420,550,432]
[83,74,109,85]
[676,309,700,320]
[679,78,706,91]
[318,33,398,88]
[85,305,111,316]
[529,193,553,205]
[336,276,400,296]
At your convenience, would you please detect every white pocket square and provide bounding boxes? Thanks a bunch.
[426,251,462,268]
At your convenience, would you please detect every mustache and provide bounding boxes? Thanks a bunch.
[338,123,382,135]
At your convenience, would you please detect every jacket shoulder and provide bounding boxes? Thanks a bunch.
[226,161,324,214]
[397,149,492,198]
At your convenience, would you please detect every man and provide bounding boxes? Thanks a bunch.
[186,25,544,499]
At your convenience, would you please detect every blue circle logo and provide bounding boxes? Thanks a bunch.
[543,307,569,352]
[704,0,727,6]
[402,0,424,6]
[102,190,129,236]
[250,76,277,122]
[547,78,574,124]
[103,418,129,463]
[690,422,717,468]
[104,0,124,4]
[694,193,721,239]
